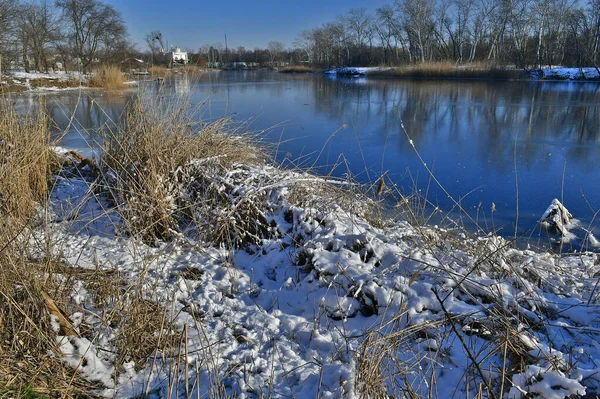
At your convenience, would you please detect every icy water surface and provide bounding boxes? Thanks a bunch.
[15,71,600,245]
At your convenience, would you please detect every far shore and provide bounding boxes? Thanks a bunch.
[2,64,599,95]
[282,64,600,81]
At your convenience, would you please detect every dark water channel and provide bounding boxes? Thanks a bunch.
[16,71,600,248]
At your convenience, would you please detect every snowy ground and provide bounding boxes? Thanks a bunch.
[1,70,138,91]
[324,67,382,76]
[2,70,85,91]
[324,66,600,81]
[9,70,82,81]
[538,67,600,80]
[33,149,600,399]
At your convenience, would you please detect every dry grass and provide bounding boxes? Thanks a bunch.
[0,259,103,398]
[149,65,168,77]
[0,100,99,397]
[88,64,126,89]
[111,295,180,371]
[184,64,204,73]
[370,62,522,80]
[101,95,264,244]
[29,78,81,89]
[279,65,316,73]
[0,99,181,394]
[0,101,50,223]
[0,80,28,94]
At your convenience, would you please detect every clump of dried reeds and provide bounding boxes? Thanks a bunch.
[29,78,81,89]
[149,65,168,77]
[370,62,522,80]
[89,64,126,89]
[0,101,96,397]
[279,65,316,73]
[101,95,265,244]
[0,101,50,224]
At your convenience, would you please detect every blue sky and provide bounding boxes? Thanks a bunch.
[103,0,391,52]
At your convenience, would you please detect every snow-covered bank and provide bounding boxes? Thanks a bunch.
[324,66,600,81]
[536,67,600,81]
[37,151,600,398]
[2,70,85,91]
[1,70,138,92]
[324,67,378,76]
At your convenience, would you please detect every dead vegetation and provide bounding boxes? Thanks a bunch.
[0,101,97,397]
[88,64,126,89]
[0,101,50,222]
[370,62,523,80]
[279,65,316,73]
[101,95,264,245]
[0,80,28,93]
[149,65,168,77]
[29,78,81,89]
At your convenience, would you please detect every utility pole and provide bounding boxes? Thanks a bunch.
[225,33,228,64]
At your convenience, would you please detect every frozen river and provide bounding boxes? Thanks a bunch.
[17,70,600,247]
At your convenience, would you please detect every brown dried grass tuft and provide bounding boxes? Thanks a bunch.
[0,101,98,396]
[370,62,522,80]
[0,260,101,397]
[112,296,179,370]
[0,100,50,224]
[29,78,81,89]
[0,81,28,93]
[149,65,168,77]
[88,64,126,89]
[280,65,316,73]
[101,95,264,243]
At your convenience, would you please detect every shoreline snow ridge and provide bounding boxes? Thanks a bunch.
[324,66,600,81]
[38,146,600,398]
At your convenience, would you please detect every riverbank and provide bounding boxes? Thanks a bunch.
[1,71,85,93]
[2,97,600,398]
[323,65,600,81]
[0,68,154,93]
[0,66,210,93]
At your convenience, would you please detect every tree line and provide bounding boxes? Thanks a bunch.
[205,0,600,69]
[288,0,600,68]
[0,0,130,73]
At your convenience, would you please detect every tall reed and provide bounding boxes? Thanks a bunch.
[89,64,126,89]
[370,62,522,80]
[0,100,94,396]
[101,94,263,243]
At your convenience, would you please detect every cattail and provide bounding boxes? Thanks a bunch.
[376,175,385,197]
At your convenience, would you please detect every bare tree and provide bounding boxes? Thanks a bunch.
[294,30,315,65]
[0,0,19,72]
[18,1,60,73]
[466,0,496,62]
[377,5,412,63]
[395,0,436,63]
[55,0,127,71]
[587,0,600,64]
[144,31,165,65]
[485,0,511,61]
[267,40,285,65]
[345,8,372,64]
[284,0,590,67]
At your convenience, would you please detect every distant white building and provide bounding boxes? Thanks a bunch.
[171,47,188,65]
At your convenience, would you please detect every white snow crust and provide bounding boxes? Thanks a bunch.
[539,67,600,80]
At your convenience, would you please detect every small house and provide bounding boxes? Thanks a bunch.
[171,47,188,65]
